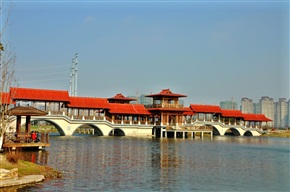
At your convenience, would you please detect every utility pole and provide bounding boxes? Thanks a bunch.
[74,53,78,97]
[69,53,78,96]
[70,58,75,96]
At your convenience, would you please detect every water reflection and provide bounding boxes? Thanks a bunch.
[9,136,290,191]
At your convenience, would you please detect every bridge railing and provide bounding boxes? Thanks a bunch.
[69,116,105,120]
[181,125,213,131]
[43,110,174,126]
[146,104,184,109]
[184,119,243,127]
[111,119,150,125]
[48,110,65,115]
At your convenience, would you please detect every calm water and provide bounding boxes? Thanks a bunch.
[11,135,290,191]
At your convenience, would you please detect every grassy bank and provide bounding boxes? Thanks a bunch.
[30,125,58,133]
[263,130,290,138]
[0,154,61,179]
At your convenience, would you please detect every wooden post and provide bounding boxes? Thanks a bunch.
[45,132,49,143]
[41,132,45,142]
[16,115,21,134]
[25,116,31,134]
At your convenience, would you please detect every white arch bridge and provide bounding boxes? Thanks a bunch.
[10,115,262,137]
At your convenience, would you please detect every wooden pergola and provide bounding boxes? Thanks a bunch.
[8,106,47,138]
[3,106,50,150]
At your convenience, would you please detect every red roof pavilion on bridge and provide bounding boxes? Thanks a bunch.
[107,93,136,104]
[108,103,150,115]
[146,89,188,112]
[145,89,188,127]
[146,88,187,98]
[183,107,196,115]
[242,114,272,122]
[1,92,14,105]
[190,104,222,114]
[67,97,110,109]
[10,87,70,102]
[221,109,244,118]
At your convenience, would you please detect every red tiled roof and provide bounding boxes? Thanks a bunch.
[183,107,196,115]
[146,89,187,98]
[1,92,14,105]
[67,97,110,109]
[242,114,272,122]
[10,87,70,102]
[107,93,136,101]
[221,110,244,118]
[190,104,222,113]
[108,103,150,115]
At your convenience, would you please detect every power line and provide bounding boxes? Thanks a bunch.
[19,77,69,83]
[16,71,68,77]
[16,64,69,71]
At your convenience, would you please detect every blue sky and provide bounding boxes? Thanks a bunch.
[4,0,290,105]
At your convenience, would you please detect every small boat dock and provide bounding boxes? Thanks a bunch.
[3,132,50,150]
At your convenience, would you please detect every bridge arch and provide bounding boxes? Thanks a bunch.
[74,124,104,136]
[194,123,220,136]
[244,131,253,136]
[212,126,221,136]
[32,119,66,136]
[109,128,125,136]
[225,128,241,136]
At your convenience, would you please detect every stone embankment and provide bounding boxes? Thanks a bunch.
[0,168,45,187]
[0,154,61,188]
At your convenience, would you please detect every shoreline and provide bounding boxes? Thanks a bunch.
[0,175,45,188]
[0,154,61,189]
[262,130,290,138]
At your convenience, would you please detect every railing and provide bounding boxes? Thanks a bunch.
[4,132,50,144]
[146,104,184,109]
[48,111,64,115]
[111,119,149,125]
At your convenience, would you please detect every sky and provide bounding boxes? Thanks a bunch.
[3,0,290,105]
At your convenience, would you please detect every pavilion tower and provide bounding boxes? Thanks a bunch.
[145,89,188,128]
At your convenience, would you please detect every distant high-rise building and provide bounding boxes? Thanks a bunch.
[241,96,289,128]
[275,98,288,128]
[127,96,138,104]
[128,94,153,105]
[241,97,254,113]
[220,100,238,110]
[259,96,275,127]
[287,100,290,128]
[139,94,153,105]
[253,103,261,114]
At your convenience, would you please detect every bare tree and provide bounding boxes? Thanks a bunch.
[0,1,17,150]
